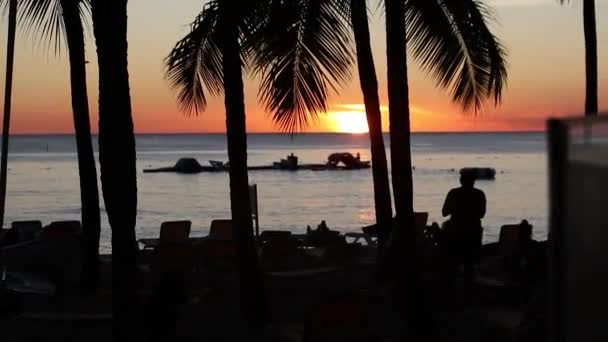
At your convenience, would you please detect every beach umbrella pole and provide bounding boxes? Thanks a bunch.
[0,0,18,228]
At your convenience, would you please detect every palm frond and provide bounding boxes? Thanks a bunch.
[18,0,66,55]
[405,0,507,112]
[15,0,91,56]
[164,1,223,116]
[1,0,9,17]
[254,0,354,132]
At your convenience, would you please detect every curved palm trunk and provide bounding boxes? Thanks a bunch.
[219,1,267,334]
[62,0,102,292]
[0,0,17,229]
[350,0,392,246]
[91,0,138,339]
[583,0,597,116]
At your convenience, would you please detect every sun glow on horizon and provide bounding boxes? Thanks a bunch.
[330,111,369,134]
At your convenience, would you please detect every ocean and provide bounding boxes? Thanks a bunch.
[4,132,547,252]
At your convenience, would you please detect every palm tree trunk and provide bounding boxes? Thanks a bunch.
[583,0,597,116]
[219,1,267,335]
[91,0,138,339]
[350,0,393,246]
[385,0,413,228]
[62,0,102,292]
[0,0,17,229]
[385,0,429,336]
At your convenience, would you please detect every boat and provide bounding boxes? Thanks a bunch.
[273,153,299,170]
[459,167,496,180]
[326,152,370,169]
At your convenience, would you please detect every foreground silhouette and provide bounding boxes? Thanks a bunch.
[442,174,486,302]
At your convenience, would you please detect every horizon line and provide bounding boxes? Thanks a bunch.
[9,129,545,136]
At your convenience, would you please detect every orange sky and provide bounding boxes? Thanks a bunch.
[0,0,607,134]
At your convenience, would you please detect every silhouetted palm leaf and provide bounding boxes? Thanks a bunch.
[16,0,91,55]
[164,1,223,115]
[405,0,507,112]
[253,0,354,132]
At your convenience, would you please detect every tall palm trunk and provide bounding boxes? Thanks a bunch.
[62,0,101,291]
[91,0,138,339]
[350,0,392,246]
[219,0,267,334]
[0,0,17,229]
[583,0,597,116]
[385,0,413,228]
[385,0,429,335]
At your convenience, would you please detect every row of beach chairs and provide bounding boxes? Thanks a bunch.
[0,220,82,246]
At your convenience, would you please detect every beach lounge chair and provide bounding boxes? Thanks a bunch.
[193,220,236,273]
[208,219,233,241]
[11,220,43,243]
[0,224,84,295]
[476,221,534,292]
[361,212,428,239]
[259,230,292,242]
[159,220,192,244]
[498,222,532,258]
[138,221,192,252]
[0,221,43,246]
[42,221,82,237]
[414,212,429,231]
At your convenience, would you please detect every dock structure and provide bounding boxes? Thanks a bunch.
[143,153,371,174]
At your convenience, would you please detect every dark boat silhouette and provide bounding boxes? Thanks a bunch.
[459,167,496,180]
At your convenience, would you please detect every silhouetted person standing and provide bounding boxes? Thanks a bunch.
[442,174,486,303]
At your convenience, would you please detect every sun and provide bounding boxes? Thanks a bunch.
[331,111,369,134]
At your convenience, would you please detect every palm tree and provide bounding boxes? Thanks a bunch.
[18,0,102,291]
[385,0,507,235]
[166,1,267,334]
[348,0,392,246]
[0,0,17,230]
[384,0,506,333]
[166,0,353,333]
[90,0,137,339]
[560,0,597,117]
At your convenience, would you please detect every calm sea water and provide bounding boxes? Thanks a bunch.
[4,132,547,252]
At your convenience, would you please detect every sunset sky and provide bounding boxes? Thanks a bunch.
[0,0,607,134]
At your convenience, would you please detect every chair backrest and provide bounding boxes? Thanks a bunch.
[498,224,522,257]
[209,220,233,240]
[40,221,82,239]
[414,212,429,227]
[159,221,191,244]
[259,230,292,242]
[412,212,429,237]
[11,220,43,242]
